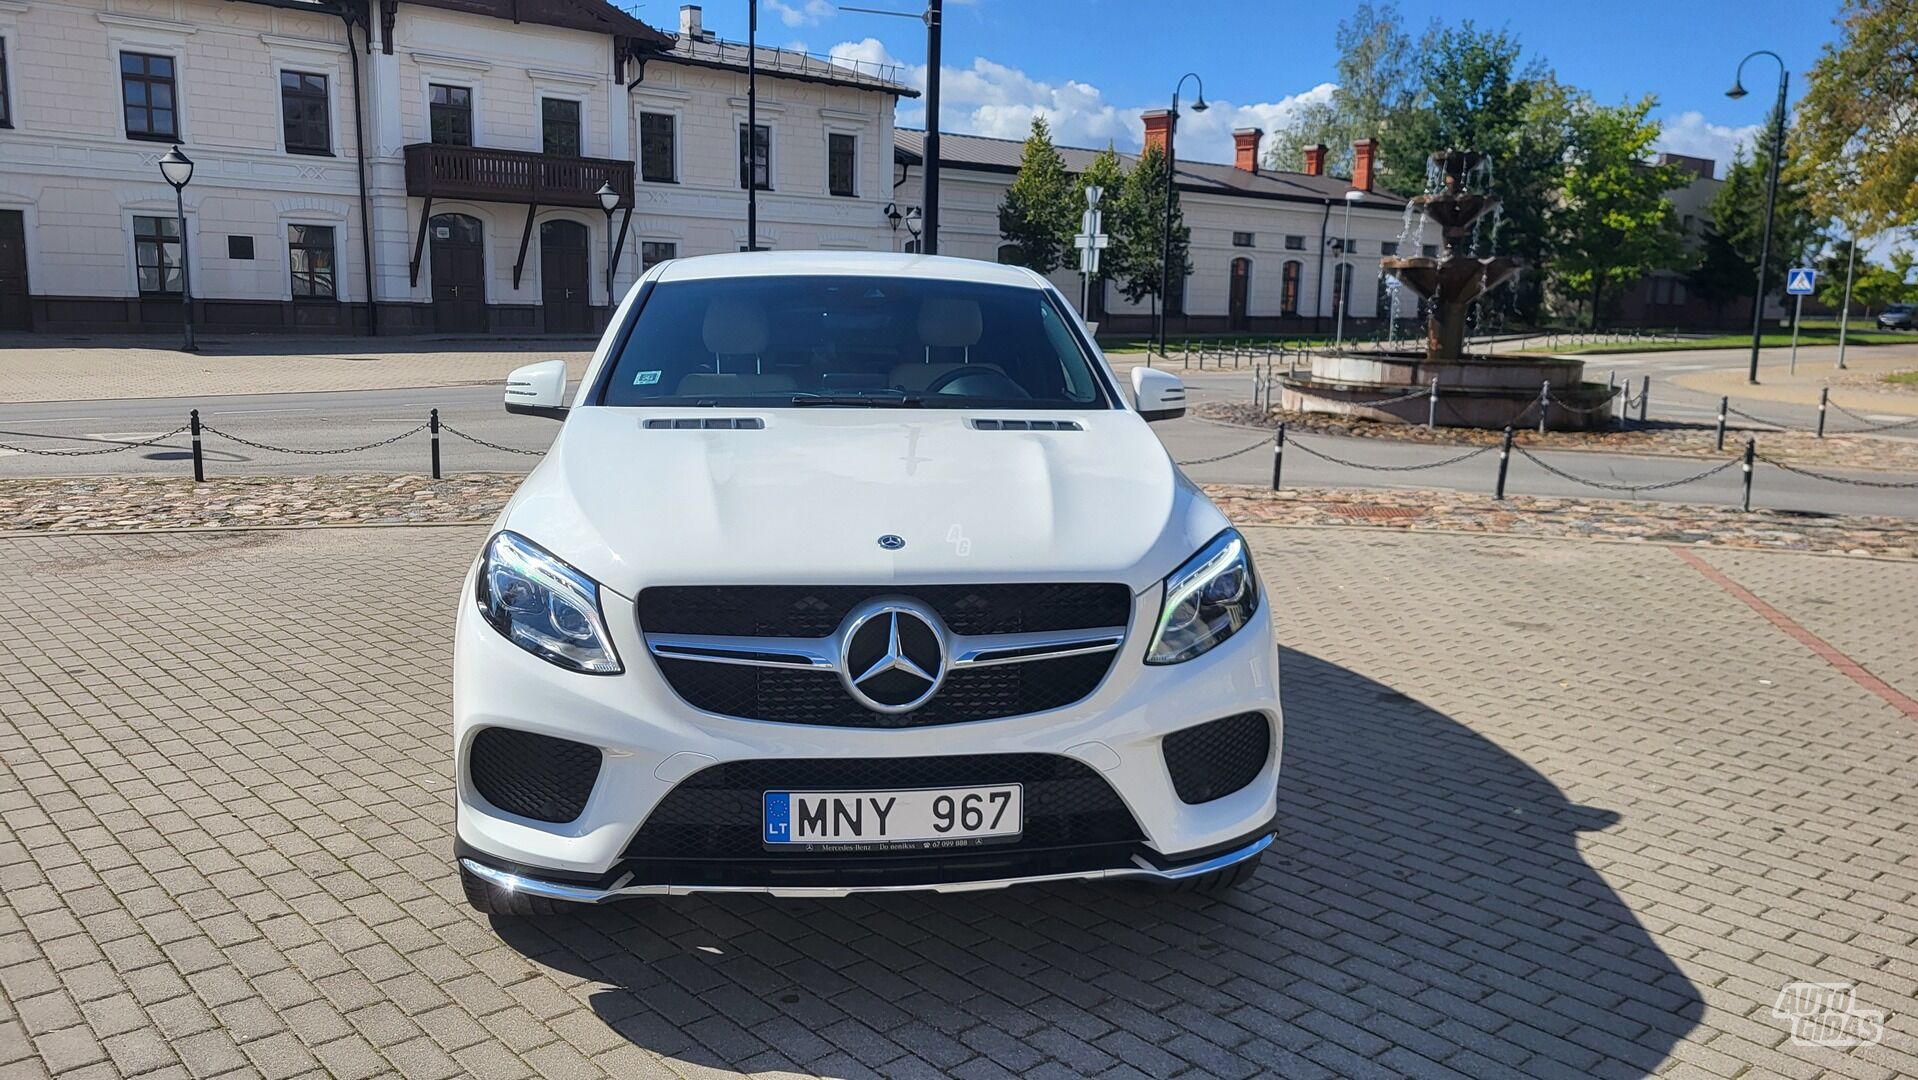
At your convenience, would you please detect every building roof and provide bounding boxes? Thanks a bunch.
[894,129,1405,210]
[402,0,675,48]
[660,35,919,97]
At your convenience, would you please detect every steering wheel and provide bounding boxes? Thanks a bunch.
[923,367,1031,399]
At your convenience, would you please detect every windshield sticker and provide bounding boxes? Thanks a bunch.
[632,370,662,386]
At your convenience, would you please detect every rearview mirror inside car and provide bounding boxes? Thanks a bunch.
[505,360,570,420]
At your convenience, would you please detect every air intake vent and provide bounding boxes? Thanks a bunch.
[969,419,1083,431]
[643,417,766,429]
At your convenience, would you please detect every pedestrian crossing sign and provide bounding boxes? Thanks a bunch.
[1786,268,1816,295]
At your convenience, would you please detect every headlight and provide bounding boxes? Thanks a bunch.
[475,531,622,674]
[1145,529,1260,665]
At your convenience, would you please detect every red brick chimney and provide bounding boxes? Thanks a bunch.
[1142,109,1174,156]
[1233,128,1263,173]
[1352,138,1378,192]
[1302,143,1327,177]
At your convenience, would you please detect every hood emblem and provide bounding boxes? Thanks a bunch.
[877,534,906,550]
[839,603,945,713]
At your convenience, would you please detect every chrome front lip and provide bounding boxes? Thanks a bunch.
[461,833,1274,902]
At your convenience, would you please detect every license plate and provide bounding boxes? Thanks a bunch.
[763,785,1022,850]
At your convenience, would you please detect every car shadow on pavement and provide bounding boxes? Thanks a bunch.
[492,647,1701,1078]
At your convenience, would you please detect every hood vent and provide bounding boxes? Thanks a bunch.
[969,419,1083,432]
[644,417,766,430]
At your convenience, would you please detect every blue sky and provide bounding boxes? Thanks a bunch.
[648,0,1844,178]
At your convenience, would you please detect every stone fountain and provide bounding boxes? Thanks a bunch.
[1280,150,1616,431]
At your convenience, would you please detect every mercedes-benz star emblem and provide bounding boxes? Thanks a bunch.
[839,602,945,713]
[877,534,906,550]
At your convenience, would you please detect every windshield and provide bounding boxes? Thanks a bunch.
[598,275,1112,409]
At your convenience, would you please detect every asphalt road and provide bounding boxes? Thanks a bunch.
[4,374,1914,519]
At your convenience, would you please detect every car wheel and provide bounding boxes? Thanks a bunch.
[459,862,583,916]
[1167,850,1265,897]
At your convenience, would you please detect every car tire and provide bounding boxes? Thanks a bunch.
[1168,851,1264,896]
[459,862,583,917]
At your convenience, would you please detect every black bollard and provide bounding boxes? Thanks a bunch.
[1272,422,1286,491]
[1715,395,1728,451]
[1496,426,1513,500]
[1817,387,1828,439]
[189,408,204,483]
[1741,438,1756,513]
[1638,375,1650,423]
[430,408,442,480]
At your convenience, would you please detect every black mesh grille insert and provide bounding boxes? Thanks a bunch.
[654,651,1115,727]
[624,755,1143,880]
[1163,713,1271,804]
[637,583,1132,638]
[468,728,602,823]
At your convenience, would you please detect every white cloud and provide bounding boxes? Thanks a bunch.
[1653,111,1764,177]
[766,0,834,28]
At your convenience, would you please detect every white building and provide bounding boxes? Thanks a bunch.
[894,122,1412,336]
[0,0,913,334]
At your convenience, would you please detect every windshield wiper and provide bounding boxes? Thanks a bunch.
[789,391,925,407]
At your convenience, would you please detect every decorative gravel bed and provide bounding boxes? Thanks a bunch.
[2,473,1912,558]
[1196,403,1918,473]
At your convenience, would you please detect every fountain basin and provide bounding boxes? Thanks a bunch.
[1278,350,1619,432]
[1379,256,1521,305]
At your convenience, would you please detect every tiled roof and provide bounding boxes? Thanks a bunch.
[894,129,1405,210]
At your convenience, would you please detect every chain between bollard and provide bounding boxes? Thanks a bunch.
[1754,454,1918,488]
[0,426,189,457]
[198,422,429,455]
[1287,436,1496,472]
[1511,445,1741,494]
[437,422,547,456]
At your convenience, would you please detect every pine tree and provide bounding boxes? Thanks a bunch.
[996,117,1075,274]
[1068,145,1128,312]
[1111,144,1189,310]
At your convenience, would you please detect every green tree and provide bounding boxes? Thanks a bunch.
[1703,114,1826,311]
[1067,143,1128,304]
[1265,3,1420,178]
[1110,143,1189,311]
[1688,225,1751,324]
[1551,97,1687,328]
[996,116,1075,274]
[1795,0,1918,231]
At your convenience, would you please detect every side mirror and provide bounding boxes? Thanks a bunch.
[505,360,569,420]
[1131,366,1186,422]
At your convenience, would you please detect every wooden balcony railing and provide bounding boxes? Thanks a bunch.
[403,144,633,209]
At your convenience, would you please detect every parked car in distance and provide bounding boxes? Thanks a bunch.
[453,251,1282,913]
[1878,304,1914,331]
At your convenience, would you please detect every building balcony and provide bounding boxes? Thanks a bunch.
[403,144,633,209]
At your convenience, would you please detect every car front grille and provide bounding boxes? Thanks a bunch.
[1162,712,1272,804]
[467,727,602,823]
[622,754,1144,883]
[653,651,1115,728]
[638,583,1133,638]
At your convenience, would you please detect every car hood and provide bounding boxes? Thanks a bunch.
[496,407,1229,597]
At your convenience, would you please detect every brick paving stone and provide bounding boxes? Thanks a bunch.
[1,523,1916,1079]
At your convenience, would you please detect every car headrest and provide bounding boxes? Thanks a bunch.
[917,298,983,348]
[675,372,797,397]
[701,299,769,355]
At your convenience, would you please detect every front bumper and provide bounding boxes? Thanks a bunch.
[453,569,1282,893]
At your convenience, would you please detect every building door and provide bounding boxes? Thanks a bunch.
[1228,258,1251,331]
[0,211,28,331]
[539,220,591,334]
[429,213,486,333]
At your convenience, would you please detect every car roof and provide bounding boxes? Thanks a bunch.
[651,250,1050,288]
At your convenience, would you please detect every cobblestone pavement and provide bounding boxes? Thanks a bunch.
[2,526,1916,1079]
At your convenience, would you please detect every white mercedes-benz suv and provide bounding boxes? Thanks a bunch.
[454,251,1281,914]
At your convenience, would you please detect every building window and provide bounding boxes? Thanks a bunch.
[902,238,921,254]
[121,53,178,141]
[828,133,857,197]
[1332,262,1353,316]
[1232,231,1255,248]
[1281,260,1301,316]
[996,243,1021,265]
[1381,240,1398,255]
[134,215,182,294]
[1422,243,1438,258]
[1284,235,1305,251]
[738,123,770,190]
[1166,269,1186,316]
[288,224,336,300]
[541,98,580,157]
[429,84,472,146]
[640,112,676,183]
[227,236,254,260]
[280,71,330,155]
[641,241,676,271]
[0,38,11,129]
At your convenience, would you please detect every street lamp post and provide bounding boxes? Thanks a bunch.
[1836,223,1857,370]
[1334,188,1363,349]
[1727,50,1788,385]
[596,181,620,314]
[158,145,196,352]
[1156,72,1206,360]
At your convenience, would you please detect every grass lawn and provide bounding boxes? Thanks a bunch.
[1887,370,1918,387]
[1518,330,1912,354]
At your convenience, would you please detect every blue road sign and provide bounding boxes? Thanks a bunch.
[1786,268,1817,295]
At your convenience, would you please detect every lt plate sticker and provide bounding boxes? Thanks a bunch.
[632,370,662,386]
